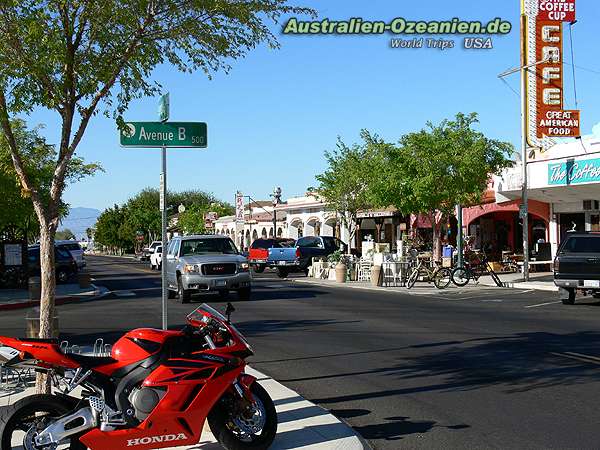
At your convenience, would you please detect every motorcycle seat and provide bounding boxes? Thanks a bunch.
[68,353,117,369]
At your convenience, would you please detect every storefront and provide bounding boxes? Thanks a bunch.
[356,208,407,250]
[495,136,600,258]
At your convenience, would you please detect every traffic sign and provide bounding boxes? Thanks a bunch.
[158,93,169,122]
[120,122,207,148]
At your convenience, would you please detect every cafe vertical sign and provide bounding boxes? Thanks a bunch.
[523,0,579,156]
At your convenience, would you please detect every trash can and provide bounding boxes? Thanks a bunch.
[25,307,59,338]
[371,265,382,287]
[78,272,91,288]
[28,276,41,301]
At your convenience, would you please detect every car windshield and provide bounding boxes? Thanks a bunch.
[180,238,238,256]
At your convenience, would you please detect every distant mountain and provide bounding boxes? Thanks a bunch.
[59,207,101,240]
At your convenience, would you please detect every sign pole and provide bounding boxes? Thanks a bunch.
[161,146,168,330]
[520,13,530,282]
[457,204,463,268]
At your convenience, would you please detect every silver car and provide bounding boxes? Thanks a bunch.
[165,235,252,302]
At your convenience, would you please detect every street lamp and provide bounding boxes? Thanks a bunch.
[271,187,282,238]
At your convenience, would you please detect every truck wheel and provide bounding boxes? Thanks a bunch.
[277,268,289,278]
[218,290,229,300]
[253,264,265,273]
[561,288,576,305]
[177,276,191,304]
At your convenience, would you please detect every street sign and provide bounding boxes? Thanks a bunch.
[159,173,165,211]
[519,204,527,219]
[120,122,207,148]
[158,93,169,122]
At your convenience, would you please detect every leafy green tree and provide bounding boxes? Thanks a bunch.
[0,121,76,242]
[178,206,207,235]
[0,0,314,359]
[56,229,75,240]
[315,132,380,251]
[85,227,93,240]
[371,113,514,261]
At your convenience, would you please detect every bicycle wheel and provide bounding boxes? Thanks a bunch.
[434,268,452,289]
[451,267,470,287]
[406,268,419,289]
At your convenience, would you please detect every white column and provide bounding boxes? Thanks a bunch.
[549,203,559,259]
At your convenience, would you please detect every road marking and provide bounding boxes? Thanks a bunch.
[550,351,600,365]
[525,300,561,308]
[113,290,136,297]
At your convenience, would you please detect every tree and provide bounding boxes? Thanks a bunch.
[0,120,82,242]
[85,227,93,240]
[371,113,514,261]
[315,131,380,252]
[0,0,314,379]
[56,228,75,240]
[178,201,234,235]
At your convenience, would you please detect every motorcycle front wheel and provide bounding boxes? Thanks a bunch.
[208,381,277,450]
[0,394,86,450]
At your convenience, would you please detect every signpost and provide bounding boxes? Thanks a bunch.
[120,96,207,330]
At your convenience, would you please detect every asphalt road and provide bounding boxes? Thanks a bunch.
[3,255,600,450]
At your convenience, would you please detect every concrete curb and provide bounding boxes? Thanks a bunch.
[0,284,111,311]
[1,366,368,450]
[293,277,559,293]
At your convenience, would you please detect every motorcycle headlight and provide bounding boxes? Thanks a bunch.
[239,262,250,272]
[184,264,200,273]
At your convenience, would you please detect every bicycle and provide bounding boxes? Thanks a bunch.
[451,250,503,287]
[406,258,452,289]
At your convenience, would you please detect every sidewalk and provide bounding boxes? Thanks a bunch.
[0,283,110,311]
[1,367,367,450]
[293,271,557,293]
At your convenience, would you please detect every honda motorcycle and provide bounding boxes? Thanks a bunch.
[0,304,276,449]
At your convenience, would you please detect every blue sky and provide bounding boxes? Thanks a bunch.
[26,0,600,211]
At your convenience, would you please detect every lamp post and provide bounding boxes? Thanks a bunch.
[271,187,282,238]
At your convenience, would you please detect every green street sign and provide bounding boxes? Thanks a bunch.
[120,122,207,148]
[158,93,169,122]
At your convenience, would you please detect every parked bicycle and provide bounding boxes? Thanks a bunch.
[451,250,503,287]
[407,258,452,289]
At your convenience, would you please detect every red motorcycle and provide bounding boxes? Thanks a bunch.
[0,304,276,449]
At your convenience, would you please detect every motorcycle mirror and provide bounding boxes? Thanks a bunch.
[225,302,235,323]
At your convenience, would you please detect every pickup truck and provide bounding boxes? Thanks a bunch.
[166,235,251,302]
[248,238,295,273]
[268,235,347,278]
[554,232,600,304]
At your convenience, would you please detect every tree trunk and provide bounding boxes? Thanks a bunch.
[35,219,57,394]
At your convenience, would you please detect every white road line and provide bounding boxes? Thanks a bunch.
[550,352,600,365]
[563,351,600,363]
[525,300,561,308]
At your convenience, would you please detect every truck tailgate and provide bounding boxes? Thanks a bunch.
[268,247,298,263]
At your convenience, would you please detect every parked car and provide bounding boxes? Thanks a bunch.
[165,235,251,302]
[140,240,162,261]
[268,235,347,278]
[55,240,86,269]
[554,232,600,305]
[248,238,296,273]
[150,245,163,270]
[27,245,78,283]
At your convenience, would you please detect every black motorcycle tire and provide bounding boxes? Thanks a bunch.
[451,267,471,287]
[208,382,277,450]
[0,394,86,450]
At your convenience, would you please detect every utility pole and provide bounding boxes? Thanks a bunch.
[457,204,463,268]
[520,14,530,282]
[271,187,282,237]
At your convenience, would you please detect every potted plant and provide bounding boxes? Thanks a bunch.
[328,250,347,283]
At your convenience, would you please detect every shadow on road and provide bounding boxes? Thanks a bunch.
[307,331,600,408]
